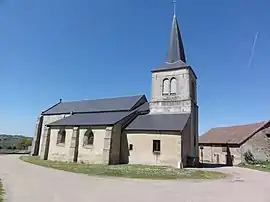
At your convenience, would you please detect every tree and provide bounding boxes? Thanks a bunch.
[17,138,32,150]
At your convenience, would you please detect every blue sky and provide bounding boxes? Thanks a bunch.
[0,0,270,137]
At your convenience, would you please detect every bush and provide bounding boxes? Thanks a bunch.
[243,150,256,164]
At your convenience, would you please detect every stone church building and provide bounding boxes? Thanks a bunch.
[31,12,199,168]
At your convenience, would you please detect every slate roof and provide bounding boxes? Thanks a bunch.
[42,95,147,115]
[199,121,269,146]
[136,102,150,114]
[166,14,186,64]
[47,111,133,127]
[125,113,190,132]
[152,14,188,73]
[152,60,188,72]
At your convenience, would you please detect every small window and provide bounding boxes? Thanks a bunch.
[266,133,270,138]
[153,140,161,153]
[222,147,227,152]
[129,144,133,151]
[57,128,66,144]
[170,78,177,95]
[162,79,170,95]
[83,129,94,146]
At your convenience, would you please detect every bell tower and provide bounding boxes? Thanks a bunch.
[149,3,199,158]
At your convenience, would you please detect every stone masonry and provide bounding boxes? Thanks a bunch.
[201,124,270,165]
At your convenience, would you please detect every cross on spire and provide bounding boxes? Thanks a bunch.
[165,1,186,63]
[173,0,176,16]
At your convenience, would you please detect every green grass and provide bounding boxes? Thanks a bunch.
[0,179,4,202]
[20,156,228,180]
[239,161,270,172]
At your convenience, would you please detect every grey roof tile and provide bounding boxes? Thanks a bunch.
[152,60,188,72]
[152,14,189,73]
[47,111,133,126]
[136,102,150,114]
[166,14,186,63]
[42,95,146,115]
[125,113,190,132]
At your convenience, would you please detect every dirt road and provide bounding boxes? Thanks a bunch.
[0,155,269,202]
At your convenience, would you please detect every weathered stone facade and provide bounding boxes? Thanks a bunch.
[149,67,198,160]
[150,68,195,114]
[47,126,112,164]
[42,119,193,168]
[241,124,270,161]
[37,114,70,157]
[48,127,73,161]
[200,146,242,165]
[126,131,182,168]
[201,125,270,165]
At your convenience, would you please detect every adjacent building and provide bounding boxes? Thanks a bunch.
[199,121,270,165]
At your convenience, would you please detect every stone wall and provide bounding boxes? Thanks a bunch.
[241,124,270,162]
[39,114,70,156]
[200,146,242,165]
[109,123,122,165]
[181,116,191,167]
[150,67,197,114]
[119,130,129,164]
[48,127,73,161]
[201,125,270,165]
[31,115,43,156]
[126,131,182,168]
[47,125,123,165]
[190,103,199,159]
[77,126,107,164]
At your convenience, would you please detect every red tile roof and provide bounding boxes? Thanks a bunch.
[199,121,269,146]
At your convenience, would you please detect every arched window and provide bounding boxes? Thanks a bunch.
[162,79,169,95]
[57,128,66,144]
[83,129,94,146]
[170,78,177,95]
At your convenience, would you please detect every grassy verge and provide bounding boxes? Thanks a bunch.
[20,156,228,180]
[238,162,270,172]
[0,179,4,202]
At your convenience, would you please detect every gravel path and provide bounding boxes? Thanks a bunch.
[0,155,269,202]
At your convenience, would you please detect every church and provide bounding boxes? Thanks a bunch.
[30,11,199,168]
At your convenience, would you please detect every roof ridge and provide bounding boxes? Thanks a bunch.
[210,120,268,130]
[61,94,145,103]
[239,120,270,145]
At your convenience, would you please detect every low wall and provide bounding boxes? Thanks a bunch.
[0,150,31,154]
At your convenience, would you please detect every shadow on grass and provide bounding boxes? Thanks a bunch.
[200,163,230,168]
[20,156,229,180]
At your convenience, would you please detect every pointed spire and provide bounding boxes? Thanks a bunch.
[165,2,186,64]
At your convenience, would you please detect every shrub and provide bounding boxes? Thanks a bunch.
[243,150,256,164]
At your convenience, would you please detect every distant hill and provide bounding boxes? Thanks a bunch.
[0,134,33,150]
